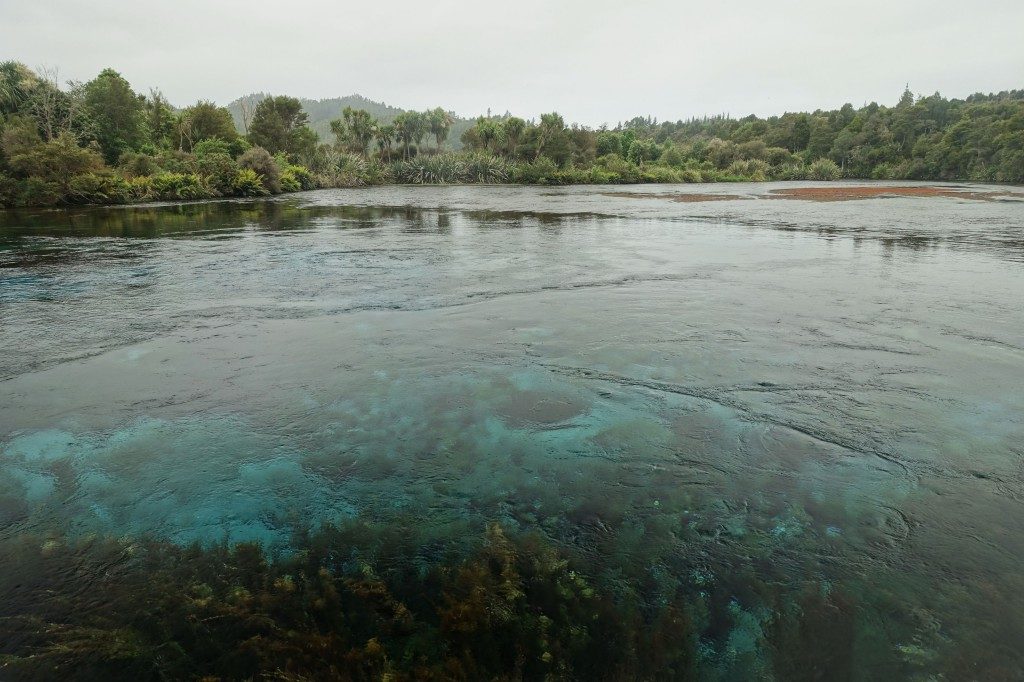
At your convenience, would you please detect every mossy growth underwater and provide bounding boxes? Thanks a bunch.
[1,514,1017,681]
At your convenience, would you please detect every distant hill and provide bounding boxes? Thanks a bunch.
[225,93,476,150]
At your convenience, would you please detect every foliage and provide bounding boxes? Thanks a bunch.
[178,101,238,151]
[0,523,699,681]
[149,172,212,200]
[2,62,1022,207]
[808,158,842,181]
[81,68,146,163]
[238,146,281,193]
[231,167,267,196]
[6,132,105,191]
[247,95,316,159]
[196,152,241,195]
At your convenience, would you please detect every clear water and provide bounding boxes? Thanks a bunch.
[2,183,1023,677]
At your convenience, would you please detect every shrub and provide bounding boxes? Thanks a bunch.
[149,172,212,200]
[237,146,281,193]
[678,168,703,183]
[726,159,771,181]
[463,154,509,183]
[513,157,559,184]
[6,133,105,191]
[776,162,808,181]
[641,165,683,183]
[279,168,301,192]
[155,150,199,174]
[361,160,392,185]
[273,156,316,191]
[808,158,842,181]
[118,151,160,178]
[232,168,267,196]
[125,175,156,202]
[594,154,641,183]
[18,177,63,206]
[660,145,686,168]
[0,171,17,207]
[550,165,595,185]
[67,172,133,204]
[196,153,239,195]
[192,138,232,159]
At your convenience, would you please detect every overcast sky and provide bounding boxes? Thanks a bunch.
[2,0,1022,126]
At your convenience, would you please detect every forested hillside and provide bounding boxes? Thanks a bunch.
[225,93,475,149]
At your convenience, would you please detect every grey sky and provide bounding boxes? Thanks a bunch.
[2,0,1022,126]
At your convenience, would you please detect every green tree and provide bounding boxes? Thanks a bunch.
[82,68,145,163]
[374,123,395,160]
[178,101,238,151]
[0,61,37,116]
[248,96,314,158]
[330,107,376,156]
[428,107,454,151]
[393,111,425,159]
[535,112,566,160]
[596,131,622,157]
[502,117,526,157]
[145,89,176,150]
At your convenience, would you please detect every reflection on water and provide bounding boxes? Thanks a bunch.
[1,183,1023,678]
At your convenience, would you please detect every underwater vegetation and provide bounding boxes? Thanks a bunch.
[0,522,700,680]
[4,515,1014,681]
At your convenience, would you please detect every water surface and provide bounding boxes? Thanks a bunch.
[2,182,1023,678]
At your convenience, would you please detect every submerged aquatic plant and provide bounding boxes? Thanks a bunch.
[0,522,698,681]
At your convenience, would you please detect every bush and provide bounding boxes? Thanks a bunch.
[513,157,559,184]
[67,172,133,204]
[237,146,281,193]
[232,168,267,196]
[660,145,686,168]
[125,175,156,202]
[679,168,703,183]
[274,160,316,192]
[641,165,683,183]
[192,138,233,159]
[279,168,301,192]
[808,158,842,181]
[118,152,160,178]
[361,160,392,185]
[726,159,771,181]
[155,150,199,174]
[288,164,315,190]
[0,171,17,207]
[149,172,213,200]
[196,153,239,195]
[18,177,63,206]
[594,154,641,183]
[6,133,105,191]
[463,154,509,183]
[776,162,808,181]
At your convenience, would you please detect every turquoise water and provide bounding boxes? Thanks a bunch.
[1,183,1023,678]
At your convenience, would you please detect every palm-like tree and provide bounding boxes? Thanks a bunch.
[428,107,454,151]
[476,117,500,153]
[393,112,415,160]
[374,123,395,160]
[344,107,376,156]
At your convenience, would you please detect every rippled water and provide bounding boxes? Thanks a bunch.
[2,182,1023,678]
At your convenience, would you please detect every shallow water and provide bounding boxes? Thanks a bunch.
[2,182,1023,678]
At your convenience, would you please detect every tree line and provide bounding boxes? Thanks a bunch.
[1,61,1021,207]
